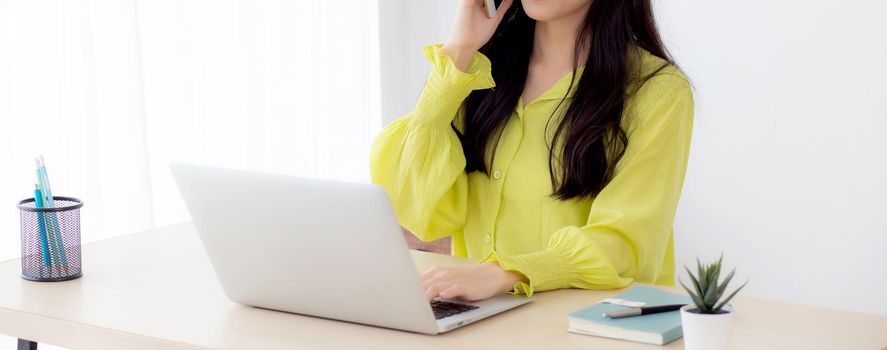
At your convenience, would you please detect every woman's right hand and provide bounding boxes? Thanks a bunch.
[441,0,514,72]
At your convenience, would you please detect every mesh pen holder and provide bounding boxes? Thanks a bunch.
[17,196,83,282]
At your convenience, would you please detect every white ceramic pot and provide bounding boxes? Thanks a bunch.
[680,304,734,350]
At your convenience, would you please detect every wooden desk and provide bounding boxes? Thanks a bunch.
[1,223,885,349]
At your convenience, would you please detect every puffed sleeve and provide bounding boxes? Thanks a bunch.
[494,71,694,296]
[369,44,495,241]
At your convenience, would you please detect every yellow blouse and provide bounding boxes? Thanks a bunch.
[370,44,693,296]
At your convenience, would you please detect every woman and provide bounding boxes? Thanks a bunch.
[370,0,693,301]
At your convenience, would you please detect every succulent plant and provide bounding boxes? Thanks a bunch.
[680,254,747,314]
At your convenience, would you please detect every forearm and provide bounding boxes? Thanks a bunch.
[481,262,528,294]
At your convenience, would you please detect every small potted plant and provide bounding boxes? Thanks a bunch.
[679,254,747,350]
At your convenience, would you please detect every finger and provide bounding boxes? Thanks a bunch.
[424,282,446,300]
[424,285,439,300]
[419,266,441,281]
[425,281,457,300]
[420,269,452,290]
[439,284,466,300]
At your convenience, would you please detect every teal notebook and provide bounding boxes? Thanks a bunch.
[567,286,691,345]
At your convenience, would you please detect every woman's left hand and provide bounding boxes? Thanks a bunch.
[420,262,526,301]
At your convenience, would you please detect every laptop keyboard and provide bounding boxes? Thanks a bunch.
[431,300,478,320]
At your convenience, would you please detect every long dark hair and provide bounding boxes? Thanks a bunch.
[456,0,673,200]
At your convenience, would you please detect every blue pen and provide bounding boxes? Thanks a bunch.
[35,168,59,265]
[36,156,68,266]
[33,185,53,268]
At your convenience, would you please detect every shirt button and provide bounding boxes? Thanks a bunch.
[492,170,502,179]
[484,234,492,244]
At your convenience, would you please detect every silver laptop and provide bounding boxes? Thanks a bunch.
[170,163,530,334]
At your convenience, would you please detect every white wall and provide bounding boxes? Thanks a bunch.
[379,0,456,123]
[381,1,887,315]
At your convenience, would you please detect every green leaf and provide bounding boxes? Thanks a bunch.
[702,265,714,294]
[685,266,702,296]
[696,257,708,295]
[702,274,718,309]
[708,271,716,289]
[711,255,722,288]
[713,280,748,312]
[679,280,695,298]
[716,269,736,302]
[680,280,706,310]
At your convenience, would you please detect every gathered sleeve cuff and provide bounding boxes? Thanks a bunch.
[494,228,634,297]
[412,44,495,128]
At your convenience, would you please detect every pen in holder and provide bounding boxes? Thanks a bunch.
[17,196,83,281]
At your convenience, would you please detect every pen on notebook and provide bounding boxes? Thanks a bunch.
[33,185,53,268]
[604,304,686,319]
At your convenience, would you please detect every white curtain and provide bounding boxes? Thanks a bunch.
[0,0,382,261]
